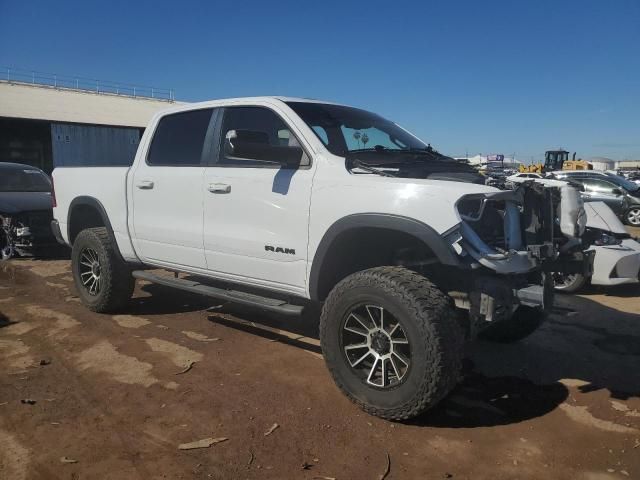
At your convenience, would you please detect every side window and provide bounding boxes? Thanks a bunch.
[567,177,586,188]
[218,107,309,167]
[311,126,329,145]
[147,109,213,166]
[583,178,617,193]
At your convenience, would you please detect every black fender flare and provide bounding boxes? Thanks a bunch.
[308,213,461,301]
[67,196,129,264]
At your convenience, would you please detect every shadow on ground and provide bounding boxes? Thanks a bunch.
[0,311,15,328]
[126,283,214,316]
[409,363,570,428]
[470,291,640,402]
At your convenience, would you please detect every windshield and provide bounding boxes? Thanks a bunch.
[0,167,51,192]
[605,172,640,192]
[286,102,428,156]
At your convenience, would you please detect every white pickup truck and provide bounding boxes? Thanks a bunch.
[52,97,591,420]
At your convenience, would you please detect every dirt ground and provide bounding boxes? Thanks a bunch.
[1,244,640,479]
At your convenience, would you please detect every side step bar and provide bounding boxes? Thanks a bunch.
[132,270,304,316]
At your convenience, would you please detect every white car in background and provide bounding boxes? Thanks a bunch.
[506,172,544,183]
[554,201,640,292]
[505,172,566,189]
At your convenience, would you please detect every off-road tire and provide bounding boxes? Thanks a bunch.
[71,227,134,313]
[479,306,546,343]
[319,266,464,421]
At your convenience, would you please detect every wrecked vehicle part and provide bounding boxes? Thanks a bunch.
[0,212,54,259]
[455,182,585,266]
[554,202,640,291]
[446,182,588,333]
[1,215,15,260]
[0,163,56,259]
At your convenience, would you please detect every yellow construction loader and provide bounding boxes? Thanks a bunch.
[519,150,592,174]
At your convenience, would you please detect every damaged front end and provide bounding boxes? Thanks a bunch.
[447,182,592,334]
[0,211,55,260]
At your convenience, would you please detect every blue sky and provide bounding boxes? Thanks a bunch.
[1,0,639,162]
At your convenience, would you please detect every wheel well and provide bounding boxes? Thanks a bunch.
[313,227,439,301]
[68,204,106,244]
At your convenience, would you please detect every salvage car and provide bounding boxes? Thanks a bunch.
[51,97,591,420]
[554,201,640,292]
[0,162,56,259]
[551,171,640,226]
[505,172,567,190]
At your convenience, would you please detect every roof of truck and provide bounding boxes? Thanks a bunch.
[154,96,346,117]
[207,96,341,104]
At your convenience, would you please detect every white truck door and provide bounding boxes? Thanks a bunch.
[203,106,314,295]
[130,108,214,269]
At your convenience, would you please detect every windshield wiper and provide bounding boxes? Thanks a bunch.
[351,159,397,177]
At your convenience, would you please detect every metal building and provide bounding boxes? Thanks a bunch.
[0,68,183,173]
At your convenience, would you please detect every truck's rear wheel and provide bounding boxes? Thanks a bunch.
[320,266,464,421]
[479,306,546,343]
[71,227,134,313]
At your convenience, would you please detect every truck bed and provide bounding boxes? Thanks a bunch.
[52,166,137,261]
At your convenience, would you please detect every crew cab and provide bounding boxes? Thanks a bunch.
[52,97,590,420]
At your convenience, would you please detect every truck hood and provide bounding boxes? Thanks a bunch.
[331,174,500,234]
[363,175,499,197]
[0,192,53,215]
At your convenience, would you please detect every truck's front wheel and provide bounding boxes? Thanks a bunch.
[71,227,134,313]
[320,266,464,421]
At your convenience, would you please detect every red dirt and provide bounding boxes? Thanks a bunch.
[1,258,639,479]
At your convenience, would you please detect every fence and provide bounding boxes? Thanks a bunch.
[2,66,174,101]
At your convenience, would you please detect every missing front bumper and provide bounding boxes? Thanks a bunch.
[454,182,587,275]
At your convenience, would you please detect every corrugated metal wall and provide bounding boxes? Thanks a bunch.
[51,123,140,167]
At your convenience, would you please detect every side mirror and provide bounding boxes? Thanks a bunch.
[611,188,623,196]
[224,129,303,168]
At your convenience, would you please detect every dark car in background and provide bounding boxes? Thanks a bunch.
[0,162,58,259]
[552,171,640,226]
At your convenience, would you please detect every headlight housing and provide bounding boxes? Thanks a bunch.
[594,232,623,246]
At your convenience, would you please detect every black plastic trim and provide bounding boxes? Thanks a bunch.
[67,196,126,263]
[308,213,461,301]
[132,270,304,316]
[50,219,66,245]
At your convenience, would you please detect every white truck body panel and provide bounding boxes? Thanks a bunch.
[202,162,314,296]
[53,166,137,261]
[129,164,207,269]
[307,154,495,267]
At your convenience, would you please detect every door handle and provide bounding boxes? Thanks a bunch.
[208,183,231,194]
[136,180,154,190]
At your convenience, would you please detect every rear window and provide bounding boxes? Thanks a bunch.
[147,109,213,166]
[0,168,51,192]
